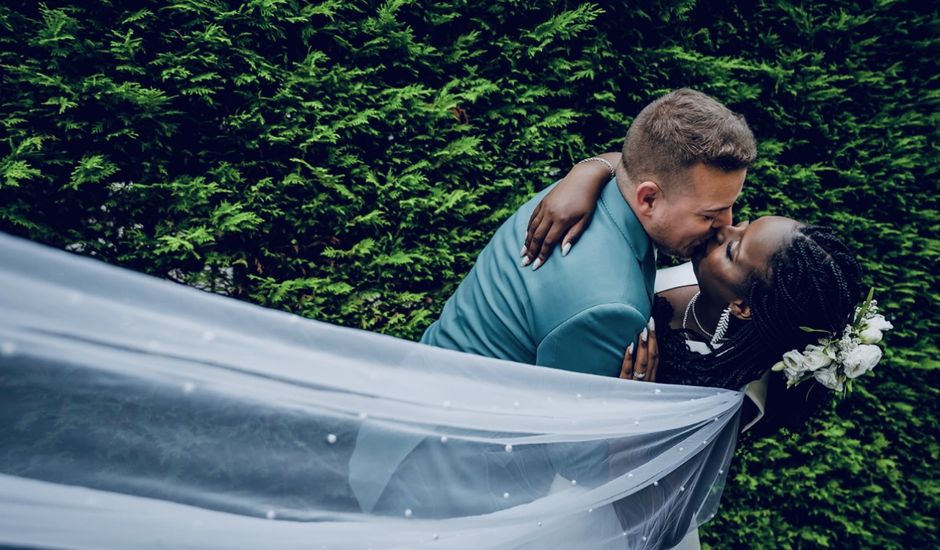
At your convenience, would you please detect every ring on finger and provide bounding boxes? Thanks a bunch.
[634,372,646,379]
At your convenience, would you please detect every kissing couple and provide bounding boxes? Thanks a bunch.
[424,87,863,421]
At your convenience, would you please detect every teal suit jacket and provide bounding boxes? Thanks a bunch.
[422,178,656,377]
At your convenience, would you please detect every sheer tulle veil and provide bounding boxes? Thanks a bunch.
[0,233,744,549]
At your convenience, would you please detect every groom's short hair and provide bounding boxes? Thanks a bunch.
[622,88,757,193]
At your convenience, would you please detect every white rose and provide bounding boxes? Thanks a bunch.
[802,344,833,371]
[858,326,884,344]
[842,344,883,378]
[780,349,806,380]
[859,315,893,344]
[781,350,804,369]
[813,366,844,391]
[863,314,892,332]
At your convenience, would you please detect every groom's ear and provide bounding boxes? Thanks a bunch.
[729,300,752,321]
[634,181,663,215]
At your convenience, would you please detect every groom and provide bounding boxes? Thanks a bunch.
[421,88,757,377]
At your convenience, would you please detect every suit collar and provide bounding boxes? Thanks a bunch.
[598,177,651,263]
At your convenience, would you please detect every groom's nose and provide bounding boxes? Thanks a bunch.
[712,206,733,228]
[715,220,748,243]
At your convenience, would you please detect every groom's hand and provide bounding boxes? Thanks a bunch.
[620,318,658,382]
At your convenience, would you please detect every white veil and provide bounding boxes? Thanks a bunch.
[0,233,744,549]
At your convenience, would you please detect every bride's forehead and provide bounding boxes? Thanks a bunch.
[749,216,800,236]
[742,218,801,261]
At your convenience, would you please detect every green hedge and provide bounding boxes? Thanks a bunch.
[1,1,936,547]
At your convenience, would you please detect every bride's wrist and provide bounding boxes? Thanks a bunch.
[575,157,615,179]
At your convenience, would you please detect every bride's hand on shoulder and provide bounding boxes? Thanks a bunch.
[522,153,620,270]
[621,318,658,382]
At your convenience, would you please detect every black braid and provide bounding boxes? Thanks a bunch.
[656,225,864,390]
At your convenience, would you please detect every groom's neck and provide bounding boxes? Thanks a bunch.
[615,165,646,227]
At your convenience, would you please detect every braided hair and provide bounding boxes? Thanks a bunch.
[655,225,864,391]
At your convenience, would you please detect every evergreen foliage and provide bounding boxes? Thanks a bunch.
[1,1,936,547]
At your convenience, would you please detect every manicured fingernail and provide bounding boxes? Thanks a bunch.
[561,242,572,257]
[521,256,531,267]
[532,258,543,271]
[641,328,648,342]
[521,245,527,258]
[648,317,655,331]
[627,343,634,354]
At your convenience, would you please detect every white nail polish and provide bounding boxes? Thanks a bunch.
[561,242,572,257]
[648,317,655,331]
[520,246,527,257]
[641,328,648,342]
[532,258,543,270]
[521,257,531,267]
[627,343,634,354]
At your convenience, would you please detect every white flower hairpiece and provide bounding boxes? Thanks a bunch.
[771,288,892,395]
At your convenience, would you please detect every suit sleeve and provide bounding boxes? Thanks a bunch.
[535,303,648,378]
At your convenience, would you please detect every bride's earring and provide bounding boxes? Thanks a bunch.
[711,307,731,346]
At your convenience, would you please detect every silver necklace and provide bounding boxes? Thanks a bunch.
[683,291,732,345]
[682,291,713,338]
